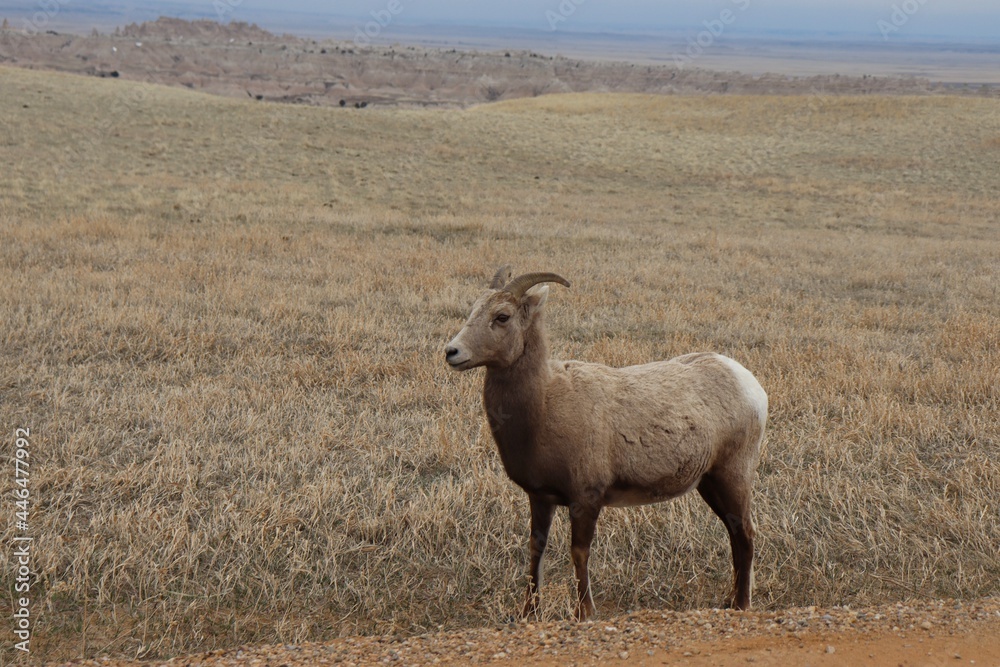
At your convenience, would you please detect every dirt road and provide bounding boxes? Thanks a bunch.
[59,598,1000,666]
[643,625,1000,667]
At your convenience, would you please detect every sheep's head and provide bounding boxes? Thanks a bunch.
[445,266,570,371]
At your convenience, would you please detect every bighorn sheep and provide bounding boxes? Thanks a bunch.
[444,267,767,620]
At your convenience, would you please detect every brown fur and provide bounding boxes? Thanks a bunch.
[445,269,767,620]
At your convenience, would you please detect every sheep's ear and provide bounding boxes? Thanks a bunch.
[521,284,549,319]
[490,264,513,289]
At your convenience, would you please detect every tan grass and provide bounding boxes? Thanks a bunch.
[0,66,998,662]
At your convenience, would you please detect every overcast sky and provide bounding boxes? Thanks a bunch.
[243,0,998,39]
[6,0,993,41]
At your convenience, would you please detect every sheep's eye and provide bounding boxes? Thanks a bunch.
[495,314,510,324]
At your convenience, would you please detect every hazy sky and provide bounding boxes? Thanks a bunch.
[6,0,994,41]
[243,0,999,39]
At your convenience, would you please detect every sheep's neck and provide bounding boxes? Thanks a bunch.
[483,324,550,486]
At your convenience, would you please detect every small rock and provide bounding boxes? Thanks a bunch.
[921,621,933,630]
[826,645,836,654]
[618,650,629,660]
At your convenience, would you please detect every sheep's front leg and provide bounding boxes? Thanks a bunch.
[521,495,555,618]
[569,504,601,621]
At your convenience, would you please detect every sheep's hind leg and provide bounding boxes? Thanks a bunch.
[697,474,755,610]
[569,504,601,621]
[521,495,555,618]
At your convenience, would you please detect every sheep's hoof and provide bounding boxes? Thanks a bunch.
[726,597,751,611]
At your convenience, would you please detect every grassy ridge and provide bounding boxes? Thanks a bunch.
[0,66,998,661]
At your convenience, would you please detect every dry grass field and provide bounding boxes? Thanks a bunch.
[0,65,998,663]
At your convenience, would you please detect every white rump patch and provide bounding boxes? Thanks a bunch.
[715,355,768,425]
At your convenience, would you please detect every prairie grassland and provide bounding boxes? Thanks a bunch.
[0,65,998,662]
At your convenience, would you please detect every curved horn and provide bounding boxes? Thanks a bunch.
[489,264,514,289]
[502,272,571,299]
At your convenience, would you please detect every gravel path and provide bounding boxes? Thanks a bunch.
[57,598,1000,666]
